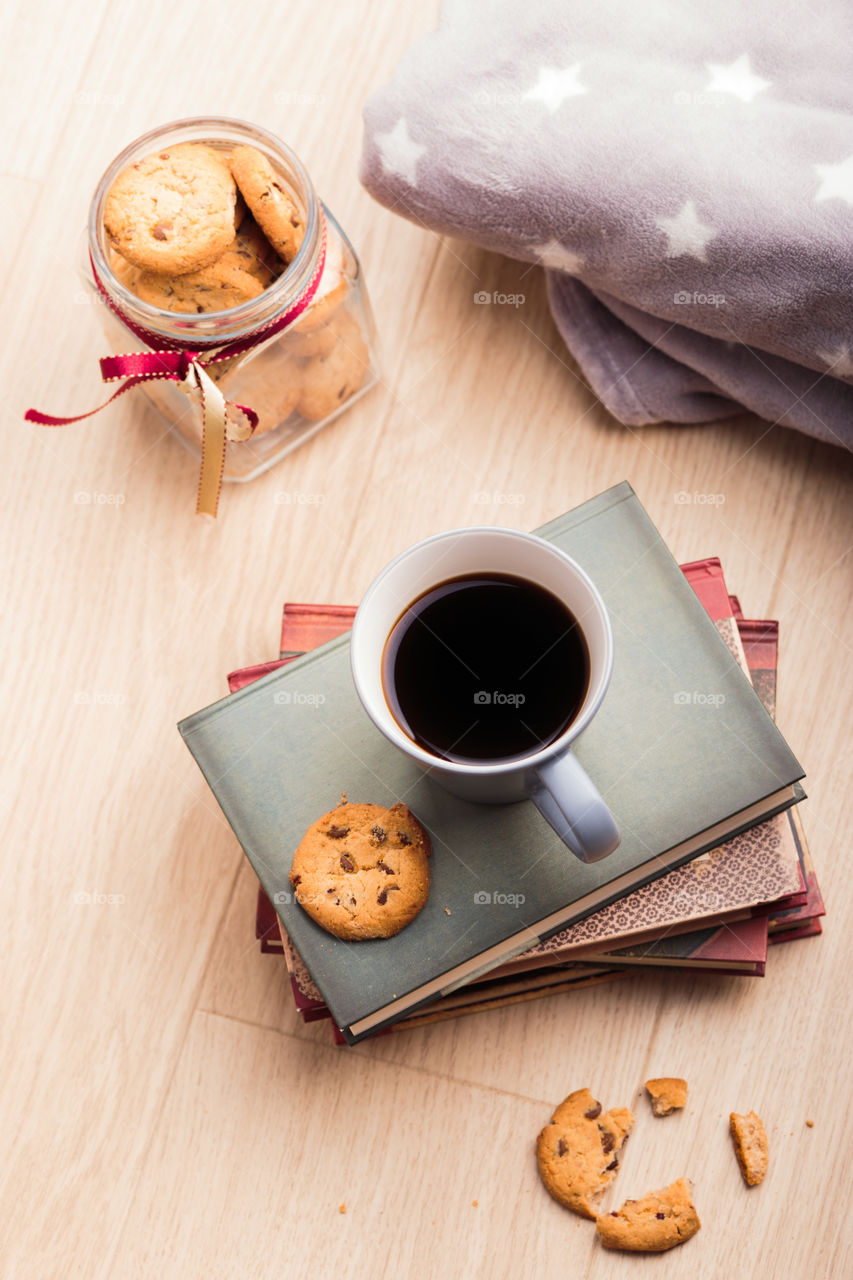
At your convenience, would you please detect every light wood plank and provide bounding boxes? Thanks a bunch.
[101,1012,556,1280]
[2,0,852,1276]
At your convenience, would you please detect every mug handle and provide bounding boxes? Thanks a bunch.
[529,752,620,863]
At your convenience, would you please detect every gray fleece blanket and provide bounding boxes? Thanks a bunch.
[360,0,853,449]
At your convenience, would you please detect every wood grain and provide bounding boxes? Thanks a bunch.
[1,2,851,1277]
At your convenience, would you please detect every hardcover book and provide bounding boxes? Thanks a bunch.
[582,914,769,975]
[255,581,819,1032]
[179,482,805,1043]
[270,560,804,966]
[733,611,825,941]
[255,583,780,1029]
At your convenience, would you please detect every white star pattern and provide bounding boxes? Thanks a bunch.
[817,345,853,379]
[814,155,853,205]
[523,64,587,113]
[531,240,585,274]
[375,118,427,187]
[655,200,719,262]
[704,54,771,103]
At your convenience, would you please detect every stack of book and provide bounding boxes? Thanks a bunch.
[179,484,824,1045]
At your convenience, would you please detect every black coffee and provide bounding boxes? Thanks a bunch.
[382,573,590,763]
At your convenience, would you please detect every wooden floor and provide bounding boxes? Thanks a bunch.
[3,3,852,1276]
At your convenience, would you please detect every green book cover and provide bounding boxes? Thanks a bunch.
[178,482,804,1042]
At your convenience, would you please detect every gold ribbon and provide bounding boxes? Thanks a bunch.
[177,359,255,517]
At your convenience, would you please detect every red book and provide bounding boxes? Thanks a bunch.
[280,603,357,656]
[731,608,825,940]
[227,659,292,693]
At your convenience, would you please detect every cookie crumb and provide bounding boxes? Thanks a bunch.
[444,907,451,915]
[644,1077,687,1116]
[339,1203,346,1214]
[730,1111,768,1186]
[472,1199,478,1207]
[806,1119,814,1128]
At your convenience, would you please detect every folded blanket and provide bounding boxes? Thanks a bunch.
[360,0,853,448]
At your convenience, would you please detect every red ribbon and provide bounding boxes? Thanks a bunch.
[26,210,327,518]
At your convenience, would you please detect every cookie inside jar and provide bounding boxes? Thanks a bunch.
[104,141,300,307]
[90,120,379,481]
[208,217,373,439]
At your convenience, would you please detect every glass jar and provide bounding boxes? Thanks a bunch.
[85,117,379,482]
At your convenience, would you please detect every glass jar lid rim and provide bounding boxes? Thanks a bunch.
[88,116,321,339]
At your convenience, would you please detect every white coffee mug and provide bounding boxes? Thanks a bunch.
[351,527,620,863]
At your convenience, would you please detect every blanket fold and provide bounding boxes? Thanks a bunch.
[360,0,853,448]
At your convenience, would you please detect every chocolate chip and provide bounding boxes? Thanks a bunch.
[377,885,401,905]
[292,875,301,886]
[334,898,340,905]
[370,825,387,844]
[584,1102,602,1120]
[610,1212,618,1218]
[397,831,412,846]
[326,888,334,894]
[151,222,170,240]
[655,1213,665,1220]
[599,1129,614,1154]
[340,854,355,871]
[326,825,349,839]
[605,1158,618,1172]
[377,861,394,875]
[556,1138,568,1157]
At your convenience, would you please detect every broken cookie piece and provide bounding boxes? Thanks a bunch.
[645,1076,687,1116]
[536,1087,634,1219]
[595,1177,700,1252]
[730,1110,768,1185]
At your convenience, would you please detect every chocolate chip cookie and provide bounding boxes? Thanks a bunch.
[219,343,302,434]
[595,1177,701,1251]
[536,1088,634,1218]
[108,249,141,291]
[289,802,431,940]
[134,259,263,313]
[296,313,370,421]
[104,143,238,275]
[289,229,347,344]
[224,214,284,287]
[229,145,304,263]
